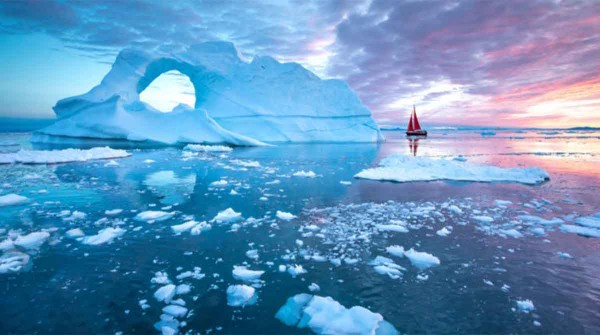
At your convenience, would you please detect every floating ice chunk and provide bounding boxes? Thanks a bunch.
[246,249,259,260]
[175,284,191,295]
[355,154,549,185]
[436,227,451,236]
[212,208,242,223]
[190,221,211,235]
[105,209,123,216]
[0,147,131,164]
[472,215,494,223]
[276,211,297,221]
[495,200,513,207]
[574,213,600,229]
[171,220,200,234]
[403,248,440,270]
[226,284,257,307]
[14,231,50,250]
[293,170,316,178]
[184,144,233,152]
[210,180,228,187]
[81,227,126,245]
[0,251,30,273]
[560,224,600,238]
[516,299,535,313]
[134,211,175,222]
[63,211,86,221]
[275,294,398,335]
[231,159,260,168]
[143,159,155,164]
[518,215,563,225]
[386,245,405,258]
[376,224,408,233]
[152,272,171,285]
[557,252,572,259]
[340,181,352,185]
[162,305,188,318]
[287,264,307,277]
[448,205,463,215]
[500,229,523,238]
[308,283,320,292]
[368,256,405,279]
[232,266,264,283]
[154,284,177,303]
[65,228,85,239]
[0,194,29,207]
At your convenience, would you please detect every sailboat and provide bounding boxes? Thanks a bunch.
[406,105,427,136]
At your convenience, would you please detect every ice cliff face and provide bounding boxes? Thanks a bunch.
[36,42,383,146]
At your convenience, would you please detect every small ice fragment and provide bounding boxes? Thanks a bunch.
[154,284,176,303]
[276,211,297,221]
[516,299,535,313]
[162,305,188,318]
[557,252,572,259]
[287,265,307,277]
[376,224,408,233]
[232,266,264,282]
[386,245,405,258]
[403,248,440,270]
[246,249,259,260]
[134,211,174,222]
[226,284,257,307]
[212,208,242,223]
[81,227,126,245]
[436,227,451,237]
[14,231,50,250]
[171,220,199,234]
[292,170,316,178]
[66,228,85,239]
[210,180,228,187]
[308,283,320,292]
[105,209,123,216]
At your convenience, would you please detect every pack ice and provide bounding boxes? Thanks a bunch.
[34,41,383,145]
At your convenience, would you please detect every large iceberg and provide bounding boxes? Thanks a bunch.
[34,41,383,146]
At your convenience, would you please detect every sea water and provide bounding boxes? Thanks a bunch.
[0,128,599,334]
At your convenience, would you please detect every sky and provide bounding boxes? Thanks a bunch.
[0,0,598,127]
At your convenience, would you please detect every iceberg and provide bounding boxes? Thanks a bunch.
[275,293,398,335]
[355,154,550,185]
[34,41,383,145]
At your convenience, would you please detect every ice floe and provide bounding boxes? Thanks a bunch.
[516,299,535,313]
[232,266,264,283]
[276,294,398,335]
[276,210,297,221]
[134,211,175,223]
[14,232,50,250]
[226,284,257,307]
[355,154,550,185]
[81,227,126,245]
[0,251,30,274]
[0,147,131,164]
[0,194,29,207]
[211,208,242,223]
[293,170,316,178]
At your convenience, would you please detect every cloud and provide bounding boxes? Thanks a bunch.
[0,0,598,126]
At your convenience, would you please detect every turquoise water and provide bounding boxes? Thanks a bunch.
[1,129,599,334]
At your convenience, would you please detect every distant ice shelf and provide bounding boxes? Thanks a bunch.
[34,41,383,146]
[355,154,550,185]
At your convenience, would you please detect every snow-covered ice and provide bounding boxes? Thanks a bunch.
[355,154,550,185]
[276,294,398,335]
[0,147,130,164]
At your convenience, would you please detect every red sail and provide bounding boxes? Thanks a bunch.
[412,106,422,130]
[407,111,414,132]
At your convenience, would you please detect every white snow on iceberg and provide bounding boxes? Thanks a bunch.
[275,293,398,335]
[0,147,130,165]
[355,154,549,185]
[34,41,383,145]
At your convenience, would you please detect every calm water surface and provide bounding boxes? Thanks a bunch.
[1,129,599,334]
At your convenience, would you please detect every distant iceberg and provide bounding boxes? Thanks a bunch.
[34,41,383,146]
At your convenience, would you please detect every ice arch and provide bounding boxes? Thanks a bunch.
[36,41,383,146]
[139,70,195,113]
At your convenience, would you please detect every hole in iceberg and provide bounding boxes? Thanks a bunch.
[139,70,195,113]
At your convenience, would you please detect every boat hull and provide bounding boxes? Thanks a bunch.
[406,130,427,136]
